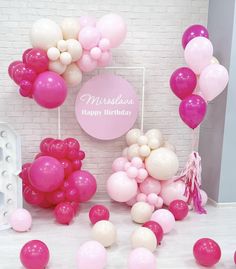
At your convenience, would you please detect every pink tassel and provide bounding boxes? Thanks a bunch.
[174,151,206,214]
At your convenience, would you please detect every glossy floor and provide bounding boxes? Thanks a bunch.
[0,202,235,269]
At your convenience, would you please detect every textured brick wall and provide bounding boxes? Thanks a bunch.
[0,0,208,195]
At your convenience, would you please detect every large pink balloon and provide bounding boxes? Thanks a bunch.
[79,26,101,50]
[160,180,188,206]
[97,13,127,48]
[139,177,161,195]
[182,24,209,49]
[179,94,207,129]
[67,170,97,202]
[199,64,229,101]
[29,156,64,192]
[33,71,67,109]
[184,37,213,75]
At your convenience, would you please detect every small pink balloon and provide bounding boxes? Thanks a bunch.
[126,191,139,206]
[77,241,107,269]
[78,51,97,72]
[65,187,80,202]
[47,189,65,205]
[97,51,112,67]
[49,139,68,159]
[98,38,110,51]
[124,162,131,171]
[156,196,164,209]
[112,157,128,172]
[136,193,147,202]
[10,208,32,232]
[131,157,143,169]
[72,159,82,170]
[20,80,33,96]
[23,185,45,205]
[8,60,22,79]
[90,47,102,60]
[139,177,161,195]
[79,26,101,50]
[20,240,50,269]
[59,159,73,177]
[64,137,80,151]
[128,248,156,269]
[54,202,74,225]
[127,166,138,178]
[22,48,32,63]
[147,193,159,206]
[40,137,54,154]
[89,204,110,224]
[169,199,189,220]
[12,63,37,85]
[25,48,49,73]
[79,16,96,28]
[137,168,148,182]
[151,209,175,234]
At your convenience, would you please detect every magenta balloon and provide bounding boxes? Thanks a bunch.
[179,94,207,129]
[49,139,68,159]
[67,170,97,202]
[20,240,50,269]
[40,137,55,154]
[22,48,32,64]
[182,24,209,49]
[26,48,49,73]
[54,202,74,224]
[23,185,45,205]
[12,63,37,85]
[170,67,197,100]
[33,71,67,109]
[29,156,64,192]
[8,61,22,79]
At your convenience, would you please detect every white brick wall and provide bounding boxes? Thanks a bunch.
[0,0,209,195]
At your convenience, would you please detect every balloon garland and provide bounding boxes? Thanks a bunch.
[8,14,127,109]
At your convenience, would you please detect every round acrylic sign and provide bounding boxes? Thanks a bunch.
[75,73,139,140]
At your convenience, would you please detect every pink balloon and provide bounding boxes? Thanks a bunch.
[10,208,32,232]
[200,189,208,206]
[90,47,102,60]
[179,94,207,129]
[78,51,97,72]
[97,51,112,67]
[112,157,128,172]
[20,240,50,269]
[26,48,49,73]
[139,177,161,195]
[99,38,111,51]
[79,26,101,50]
[97,13,127,48]
[64,137,80,151]
[23,185,45,205]
[169,200,189,220]
[29,156,64,192]
[77,241,107,269]
[89,204,110,224]
[19,80,33,97]
[107,171,138,202]
[170,67,197,100]
[128,248,156,269]
[199,64,229,101]
[79,16,96,28]
[12,63,37,85]
[184,37,213,75]
[49,139,68,159]
[136,193,147,202]
[151,209,175,234]
[182,24,209,49]
[160,180,188,206]
[78,150,86,160]
[65,187,80,202]
[71,159,82,170]
[47,189,65,205]
[40,137,54,154]
[22,48,32,63]
[193,238,221,267]
[54,202,74,224]
[33,71,67,109]
[8,60,22,79]
[67,170,97,202]
[59,159,73,177]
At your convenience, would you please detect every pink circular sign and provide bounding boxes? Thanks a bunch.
[75,74,139,140]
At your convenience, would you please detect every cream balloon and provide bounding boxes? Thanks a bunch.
[210,56,219,64]
[163,141,176,152]
[131,202,153,224]
[66,39,83,61]
[148,138,161,150]
[122,147,129,158]
[127,144,140,160]
[61,18,80,40]
[131,227,157,252]
[62,63,82,87]
[92,220,117,247]
[31,18,63,50]
[60,52,72,65]
[139,145,151,157]
[47,47,60,61]
[57,39,67,52]
[48,59,67,74]
[145,147,179,180]
[126,129,142,146]
[137,135,148,146]
[145,129,164,146]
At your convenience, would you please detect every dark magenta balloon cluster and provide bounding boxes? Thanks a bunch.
[20,137,97,225]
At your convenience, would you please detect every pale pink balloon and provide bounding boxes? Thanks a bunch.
[199,64,229,101]
[78,51,97,72]
[126,190,140,206]
[151,209,175,234]
[200,189,208,206]
[99,38,110,51]
[147,193,159,206]
[184,37,213,75]
[128,248,157,269]
[139,177,162,195]
[10,208,32,232]
[79,16,96,28]
[97,51,112,67]
[90,47,102,60]
[136,193,147,202]
[160,180,188,206]
[136,168,148,182]
[107,171,138,202]
[79,26,101,50]
[97,13,127,48]
[156,197,164,209]
[112,157,128,172]
[127,166,139,178]
[131,157,143,169]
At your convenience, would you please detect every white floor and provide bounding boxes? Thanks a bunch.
[0,201,236,269]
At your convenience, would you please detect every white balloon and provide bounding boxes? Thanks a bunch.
[61,18,80,40]
[145,129,164,146]
[66,39,83,61]
[139,145,151,157]
[127,144,140,160]
[131,227,157,252]
[57,39,67,52]
[137,135,148,146]
[145,147,179,180]
[31,18,63,50]
[126,129,142,146]
[62,63,82,87]
[131,202,153,224]
[211,56,219,64]
[47,47,60,61]
[48,59,67,74]
[148,138,161,150]
[60,52,72,65]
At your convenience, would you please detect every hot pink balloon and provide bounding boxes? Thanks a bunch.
[23,185,45,205]
[97,50,112,67]
[89,204,110,224]
[79,26,101,50]
[54,202,74,224]
[142,221,164,244]
[182,24,209,49]
[49,139,68,159]
[22,48,32,63]
[20,240,50,269]
[179,94,207,129]
[12,63,37,85]
[78,51,97,72]
[47,189,65,205]
[169,200,189,220]
[64,137,80,151]
[97,13,127,48]
[60,159,73,177]
[8,61,22,79]
[184,37,213,75]
[29,156,64,192]
[139,177,161,195]
[20,80,33,97]
[26,48,49,73]
[72,159,82,170]
[40,137,54,154]
[170,67,197,99]
[199,64,229,101]
[79,16,96,28]
[67,170,97,202]
[33,71,67,109]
